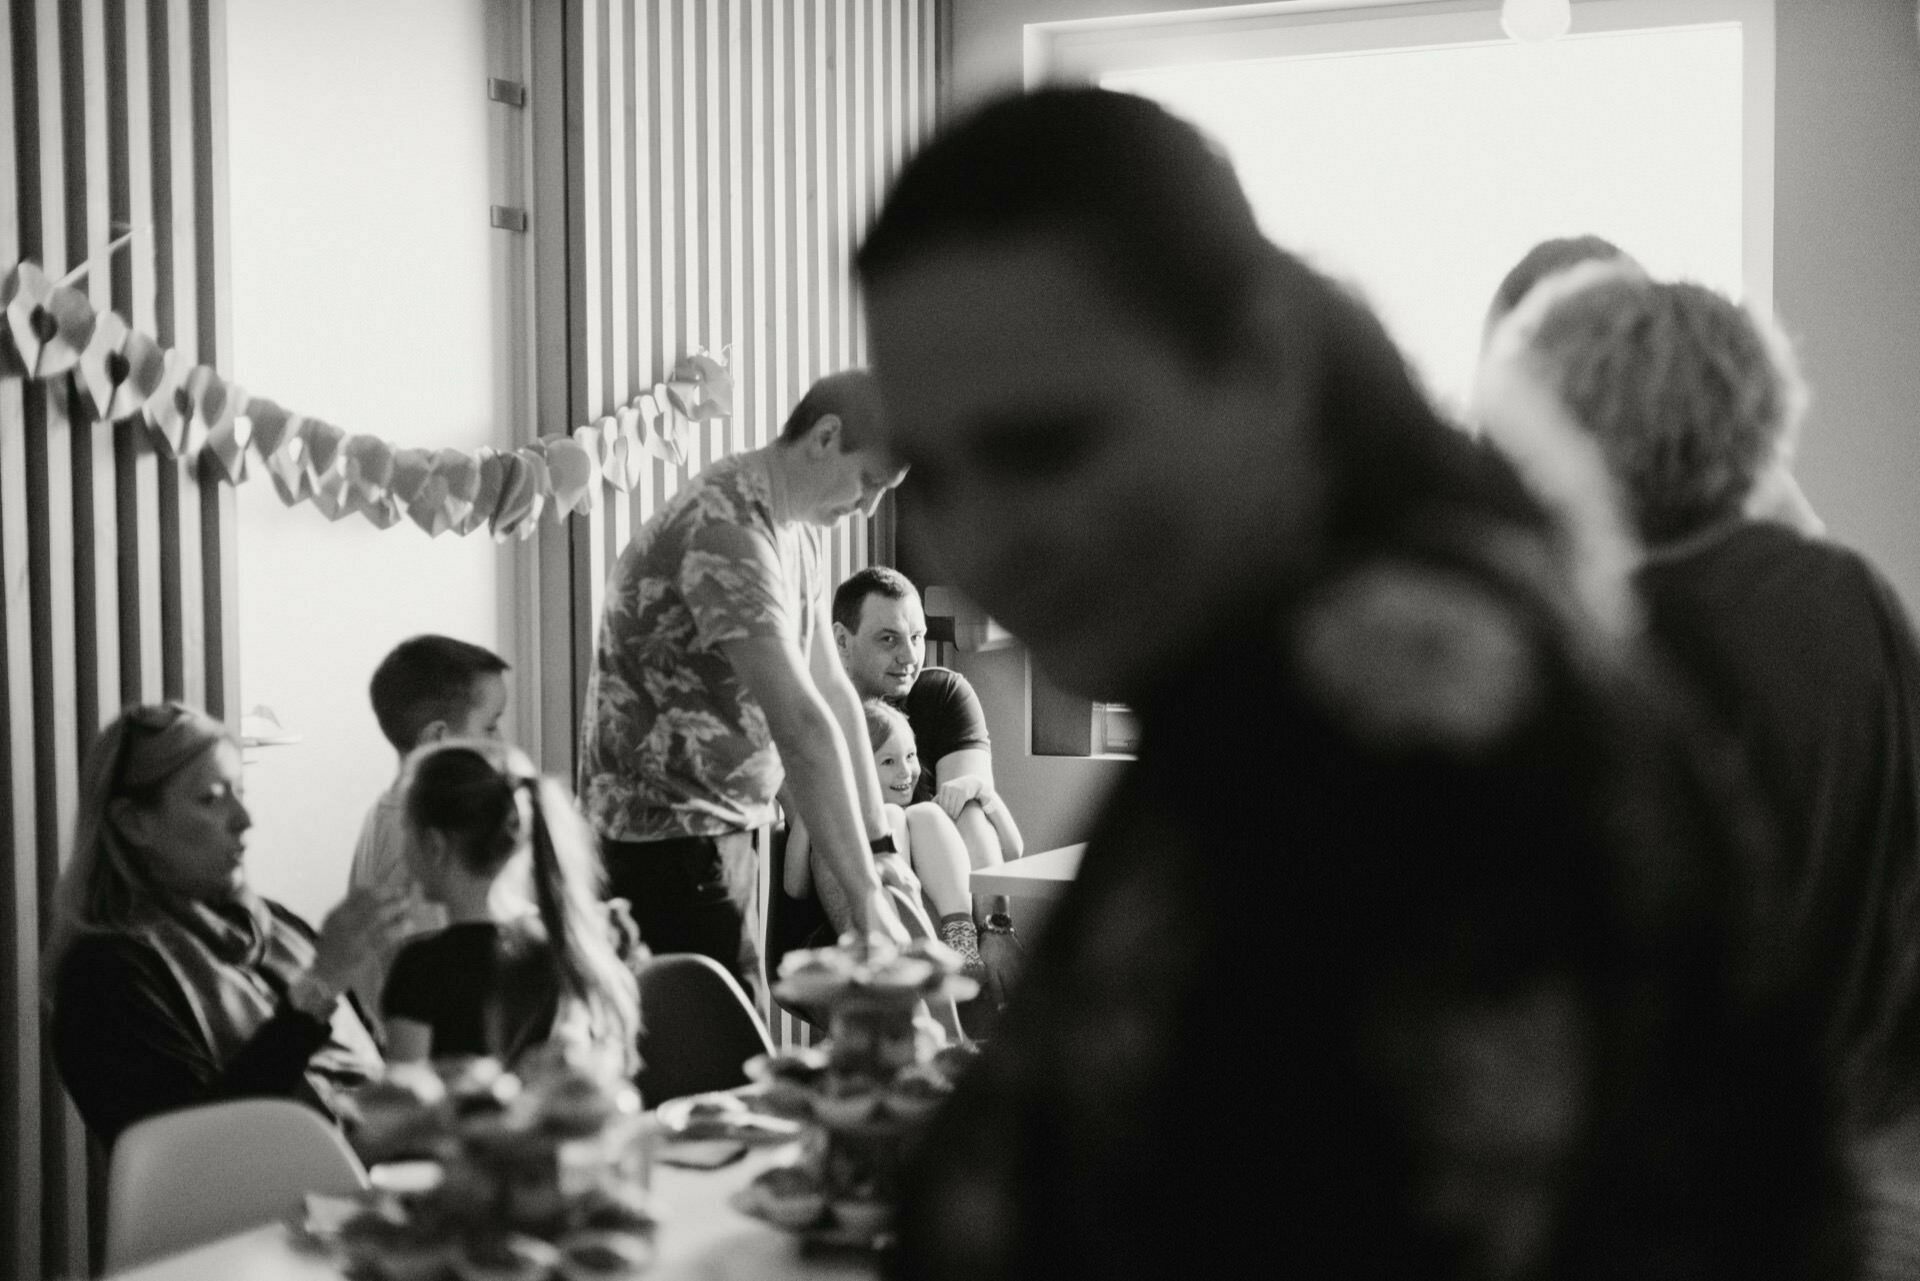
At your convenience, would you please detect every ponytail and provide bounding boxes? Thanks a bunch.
[405,740,640,1075]
[523,777,641,1074]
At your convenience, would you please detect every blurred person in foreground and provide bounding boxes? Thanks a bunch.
[857,86,1855,1280]
[1484,262,1920,1136]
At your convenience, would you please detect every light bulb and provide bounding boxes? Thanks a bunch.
[1501,0,1572,43]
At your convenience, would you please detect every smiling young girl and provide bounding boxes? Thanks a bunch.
[381,739,639,1074]
[786,700,1012,975]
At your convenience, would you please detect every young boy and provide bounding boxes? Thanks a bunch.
[347,635,510,1031]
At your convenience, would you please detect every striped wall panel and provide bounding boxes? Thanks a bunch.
[2,0,234,1274]
[538,0,938,783]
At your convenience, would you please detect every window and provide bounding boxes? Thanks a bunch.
[1030,0,1774,418]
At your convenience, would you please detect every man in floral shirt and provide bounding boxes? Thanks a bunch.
[580,371,908,986]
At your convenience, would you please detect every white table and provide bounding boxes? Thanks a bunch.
[969,843,1083,904]
[107,1143,871,1281]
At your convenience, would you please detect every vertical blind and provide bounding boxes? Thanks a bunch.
[2,0,238,1276]
[548,0,938,753]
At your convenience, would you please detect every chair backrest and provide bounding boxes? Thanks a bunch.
[635,953,776,1106]
[105,1097,368,1272]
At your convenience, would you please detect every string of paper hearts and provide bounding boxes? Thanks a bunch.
[1,259,733,539]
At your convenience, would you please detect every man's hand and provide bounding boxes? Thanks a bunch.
[877,853,922,899]
[935,774,993,822]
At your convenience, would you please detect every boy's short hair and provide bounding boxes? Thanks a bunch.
[833,566,916,634]
[369,635,510,753]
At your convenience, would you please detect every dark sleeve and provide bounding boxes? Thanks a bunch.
[381,939,437,1025]
[920,670,991,765]
[51,935,335,1146]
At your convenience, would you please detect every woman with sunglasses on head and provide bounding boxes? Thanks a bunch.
[44,702,413,1146]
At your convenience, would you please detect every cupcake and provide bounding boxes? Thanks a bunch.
[750,1165,826,1230]
[812,1076,882,1128]
[929,1043,981,1086]
[377,1217,460,1281]
[352,1067,448,1159]
[556,1230,655,1281]
[673,1092,748,1139]
[884,1067,953,1122]
[453,1232,560,1281]
[570,1185,656,1236]
[830,1195,893,1241]
[537,1069,620,1138]
[445,1061,521,1120]
[335,1207,410,1272]
[754,1049,828,1113]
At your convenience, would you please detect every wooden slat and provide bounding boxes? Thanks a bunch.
[1,3,41,1273]
[724,0,744,457]
[191,0,237,722]
[747,0,769,452]
[679,0,704,471]
[529,0,576,779]
[579,0,610,631]
[150,0,204,708]
[108,0,167,705]
[68,0,119,743]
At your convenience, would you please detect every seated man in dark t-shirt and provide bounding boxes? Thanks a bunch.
[833,567,1023,868]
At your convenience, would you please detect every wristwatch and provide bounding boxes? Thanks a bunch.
[287,970,339,1020]
[868,832,899,857]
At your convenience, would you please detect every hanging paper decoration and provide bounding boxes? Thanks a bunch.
[247,397,295,461]
[4,263,95,379]
[264,418,311,506]
[77,312,135,420]
[0,259,736,538]
[192,370,249,483]
[454,449,504,537]
[140,354,189,459]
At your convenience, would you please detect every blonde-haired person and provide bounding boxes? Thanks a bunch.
[45,703,412,1145]
[1481,235,1824,538]
[381,739,640,1076]
[1486,268,1920,1137]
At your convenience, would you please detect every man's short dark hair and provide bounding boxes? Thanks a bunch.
[1488,235,1634,329]
[369,635,509,753]
[778,369,882,449]
[857,87,1275,369]
[834,566,915,634]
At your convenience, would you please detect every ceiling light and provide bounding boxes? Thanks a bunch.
[1501,0,1573,43]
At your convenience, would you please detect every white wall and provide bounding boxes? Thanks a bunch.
[226,0,521,925]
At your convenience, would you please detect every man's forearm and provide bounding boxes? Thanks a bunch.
[820,665,889,838]
[777,716,885,915]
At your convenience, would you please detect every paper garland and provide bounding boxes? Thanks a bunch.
[0,260,734,539]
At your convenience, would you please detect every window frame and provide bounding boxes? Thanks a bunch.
[1023,0,1776,316]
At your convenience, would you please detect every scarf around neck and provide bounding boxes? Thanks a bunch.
[129,888,380,1116]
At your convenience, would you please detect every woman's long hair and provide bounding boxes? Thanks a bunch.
[43,702,232,981]
[403,740,640,1072]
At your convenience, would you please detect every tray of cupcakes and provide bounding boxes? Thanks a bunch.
[726,935,983,1249]
[305,1049,656,1280]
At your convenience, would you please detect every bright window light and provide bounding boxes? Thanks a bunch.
[1099,23,1748,417]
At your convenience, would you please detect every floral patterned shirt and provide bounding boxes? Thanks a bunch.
[580,451,825,841]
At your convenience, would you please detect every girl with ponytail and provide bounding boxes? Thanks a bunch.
[381,740,640,1075]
